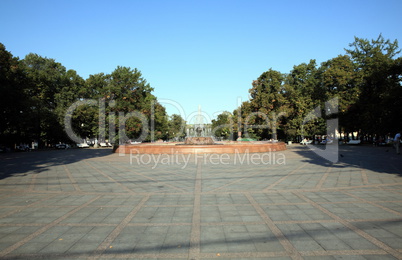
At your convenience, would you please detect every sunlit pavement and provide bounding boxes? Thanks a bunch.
[0,145,401,259]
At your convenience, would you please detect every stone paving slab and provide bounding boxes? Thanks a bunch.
[0,145,401,259]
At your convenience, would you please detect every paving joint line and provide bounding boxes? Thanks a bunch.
[0,195,101,257]
[381,188,402,196]
[263,163,308,191]
[188,161,202,260]
[3,181,402,197]
[83,160,137,194]
[341,190,402,217]
[208,163,283,193]
[89,195,150,259]
[63,165,81,191]
[245,192,303,260]
[293,191,402,259]
[299,249,388,256]
[0,193,61,219]
[315,166,332,189]
[199,251,290,258]
[359,161,369,185]
[348,218,402,223]
[28,172,38,190]
[114,162,189,193]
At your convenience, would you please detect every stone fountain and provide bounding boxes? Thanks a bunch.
[115,105,286,154]
[184,105,216,145]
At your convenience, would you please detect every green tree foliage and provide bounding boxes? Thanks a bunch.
[246,69,288,139]
[317,55,362,135]
[345,35,402,135]
[167,114,186,141]
[0,44,170,148]
[22,53,80,145]
[78,73,109,141]
[233,101,256,139]
[233,35,401,141]
[106,66,153,112]
[105,66,156,142]
[211,112,233,140]
[284,60,321,138]
[70,105,99,142]
[80,67,169,144]
[84,73,108,98]
[152,102,169,141]
[0,44,33,146]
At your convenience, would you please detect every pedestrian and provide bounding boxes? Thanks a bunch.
[394,132,401,154]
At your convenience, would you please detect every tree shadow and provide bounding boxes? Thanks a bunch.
[290,144,402,177]
[0,148,113,180]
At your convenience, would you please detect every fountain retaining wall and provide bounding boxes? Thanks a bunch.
[115,142,286,154]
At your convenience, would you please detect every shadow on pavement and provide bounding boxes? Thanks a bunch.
[1,218,401,259]
[290,144,402,177]
[0,148,113,180]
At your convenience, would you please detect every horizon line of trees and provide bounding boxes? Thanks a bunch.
[212,34,402,141]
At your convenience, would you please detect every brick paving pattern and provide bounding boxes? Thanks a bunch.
[0,145,401,259]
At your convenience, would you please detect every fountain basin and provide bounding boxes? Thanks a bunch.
[183,137,216,145]
[115,141,286,154]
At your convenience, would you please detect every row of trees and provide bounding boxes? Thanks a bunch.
[0,44,186,148]
[212,35,402,141]
[1,35,401,147]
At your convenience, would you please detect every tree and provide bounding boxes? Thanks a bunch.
[152,101,169,141]
[84,73,108,99]
[167,114,186,141]
[317,55,362,136]
[247,69,288,140]
[76,67,168,144]
[234,100,259,140]
[75,73,110,142]
[345,35,400,68]
[22,53,73,146]
[0,43,33,146]
[100,66,165,143]
[211,112,233,140]
[284,60,322,139]
[345,34,402,135]
[0,43,180,147]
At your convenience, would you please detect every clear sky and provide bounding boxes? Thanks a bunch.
[1,0,401,123]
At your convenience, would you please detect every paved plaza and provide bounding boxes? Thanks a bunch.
[0,145,402,259]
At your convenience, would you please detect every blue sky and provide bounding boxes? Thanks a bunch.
[1,0,401,123]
